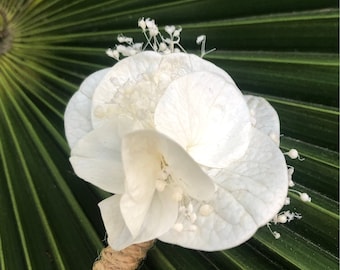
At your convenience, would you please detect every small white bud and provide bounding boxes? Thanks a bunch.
[155,180,167,192]
[277,214,287,224]
[284,210,302,222]
[284,197,291,205]
[273,231,281,239]
[173,223,183,232]
[117,34,129,43]
[196,35,206,44]
[199,204,214,216]
[158,42,168,52]
[116,45,128,54]
[287,149,299,159]
[149,27,159,37]
[300,192,311,202]
[145,18,156,28]
[172,188,183,201]
[189,213,197,223]
[187,202,194,213]
[165,25,175,35]
[286,149,304,161]
[138,17,146,30]
[106,48,120,60]
[173,27,182,37]
[132,42,143,51]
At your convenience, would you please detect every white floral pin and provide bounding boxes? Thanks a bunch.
[64,18,309,252]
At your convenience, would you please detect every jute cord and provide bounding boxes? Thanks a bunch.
[93,240,155,270]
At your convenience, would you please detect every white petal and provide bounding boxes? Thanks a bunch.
[100,190,178,250]
[155,71,251,168]
[121,131,159,202]
[120,192,154,238]
[98,195,134,250]
[214,128,288,224]
[120,130,215,236]
[120,186,179,243]
[120,130,160,237]
[91,51,162,128]
[159,128,288,251]
[123,130,215,200]
[158,52,236,87]
[90,52,237,130]
[132,186,178,244]
[64,68,110,148]
[245,95,280,146]
[70,120,125,194]
[158,134,215,201]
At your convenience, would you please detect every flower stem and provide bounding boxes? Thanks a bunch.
[0,9,12,55]
[93,240,155,270]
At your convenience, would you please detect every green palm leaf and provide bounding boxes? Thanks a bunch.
[0,0,338,269]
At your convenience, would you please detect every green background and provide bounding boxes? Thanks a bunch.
[0,0,338,269]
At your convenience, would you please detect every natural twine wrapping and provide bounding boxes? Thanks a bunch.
[93,240,155,270]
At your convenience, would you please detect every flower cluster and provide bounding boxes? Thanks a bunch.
[106,17,214,61]
[64,18,309,251]
[266,149,311,239]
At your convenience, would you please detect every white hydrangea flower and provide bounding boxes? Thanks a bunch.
[64,21,289,252]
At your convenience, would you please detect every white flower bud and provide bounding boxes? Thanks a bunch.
[173,223,184,232]
[277,214,287,223]
[138,17,146,30]
[165,25,175,35]
[284,197,291,205]
[287,149,299,159]
[173,27,182,37]
[199,204,214,216]
[300,192,311,202]
[273,231,281,239]
[196,35,206,44]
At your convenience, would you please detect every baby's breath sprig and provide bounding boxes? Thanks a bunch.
[196,35,216,58]
[106,17,214,61]
[267,148,311,239]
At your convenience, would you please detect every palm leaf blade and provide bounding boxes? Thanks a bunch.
[0,0,338,269]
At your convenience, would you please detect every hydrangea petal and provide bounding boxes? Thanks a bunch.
[120,129,214,235]
[157,52,236,87]
[70,120,125,194]
[155,71,251,168]
[91,52,238,130]
[213,128,288,224]
[99,188,178,250]
[159,188,256,251]
[159,128,288,251]
[245,95,281,146]
[64,68,110,148]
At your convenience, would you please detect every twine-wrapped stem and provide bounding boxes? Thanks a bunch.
[93,240,155,270]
